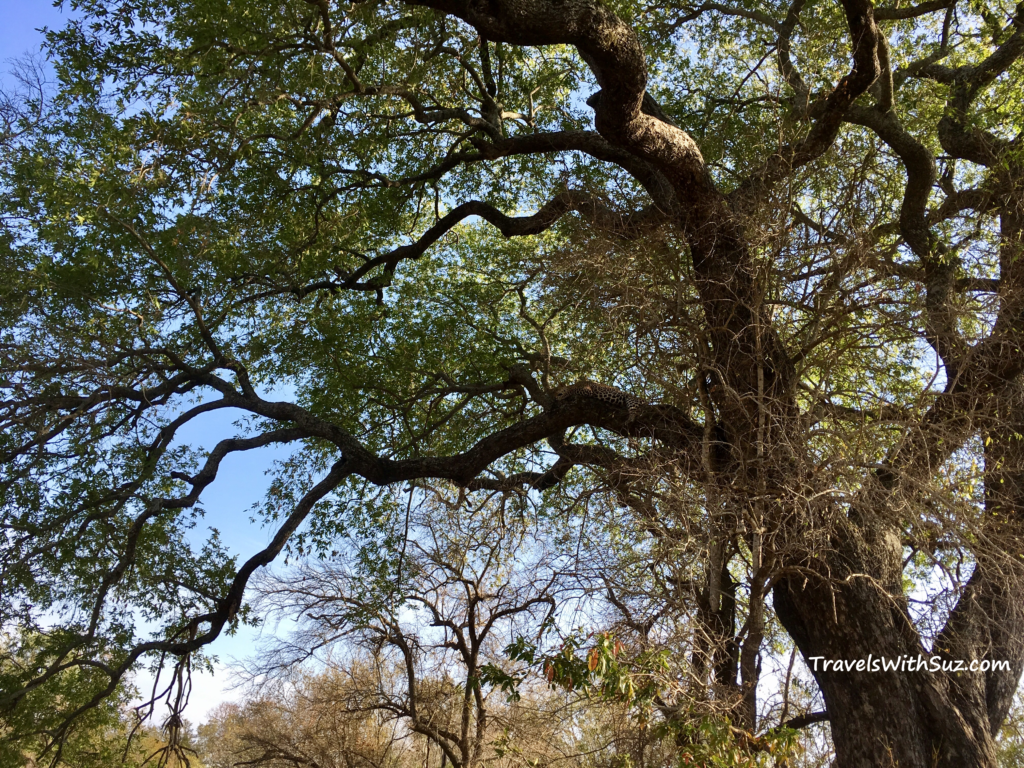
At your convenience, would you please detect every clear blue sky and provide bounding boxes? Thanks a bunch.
[0,2,66,70]
[1,1,289,723]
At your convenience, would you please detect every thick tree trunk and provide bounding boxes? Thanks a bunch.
[774,383,1024,767]
[775,557,1003,767]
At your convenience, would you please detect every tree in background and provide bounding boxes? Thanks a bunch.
[248,495,571,768]
[195,666,650,768]
[2,0,1024,765]
[0,632,145,768]
[195,677,411,768]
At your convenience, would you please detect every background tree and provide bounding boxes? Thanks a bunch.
[195,674,411,768]
[0,632,144,768]
[191,498,659,768]
[247,493,584,768]
[2,0,1024,765]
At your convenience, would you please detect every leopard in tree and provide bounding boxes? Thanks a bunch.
[551,380,645,420]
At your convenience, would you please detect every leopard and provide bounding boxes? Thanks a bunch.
[551,379,644,419]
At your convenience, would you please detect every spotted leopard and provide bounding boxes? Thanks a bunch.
[552,380,644,418]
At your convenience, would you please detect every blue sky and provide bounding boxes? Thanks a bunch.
[0,3,66,66]
[2,1,289,724]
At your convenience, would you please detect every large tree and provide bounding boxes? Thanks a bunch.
[2,0,1024,764]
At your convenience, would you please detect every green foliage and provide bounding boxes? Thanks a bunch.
[1,0,1023,762]
[0,633,141,768]
[998,692,1024,768]
[490,627,669,714]
[673,719,798,768]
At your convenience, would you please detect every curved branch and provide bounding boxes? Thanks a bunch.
[1,457,351,744]
[845,104,968,374]
[336,192,665,293]
[470,130,677,211]
[408,0,716,216]
[937,3,1024,164]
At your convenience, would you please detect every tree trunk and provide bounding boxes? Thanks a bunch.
[774,381,1024,767]
[775,557,1003,767]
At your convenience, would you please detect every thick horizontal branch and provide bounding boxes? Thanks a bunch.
[781,711,830,730]
[876,0,954,20]
[380,398,703,487]
[466,456,576,491]
[470,130,677,211]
